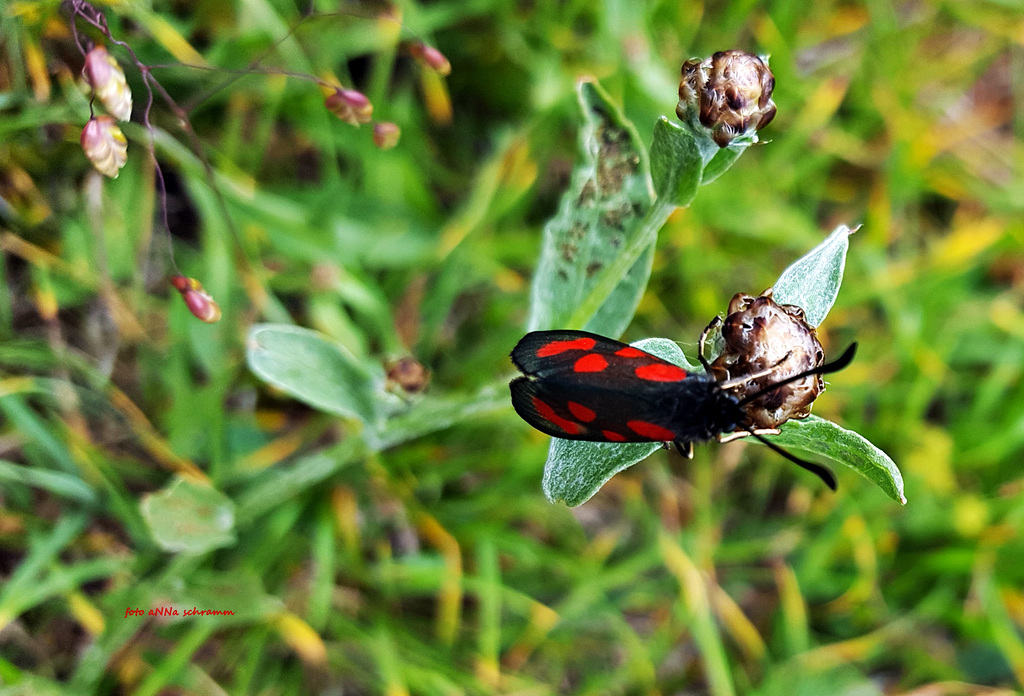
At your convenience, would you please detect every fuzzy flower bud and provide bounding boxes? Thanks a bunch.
[84,46,132,121]
[324,88,373,127]
[676,50,777,148]
[385,356,430,395]
[372,122,401,149]
[170,275,222,323]
[710,291,824,429]
[409,42,451,76]
[80,116,127,178]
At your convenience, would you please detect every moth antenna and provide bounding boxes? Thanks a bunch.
[737,343,857,408]
[750,431,837,490]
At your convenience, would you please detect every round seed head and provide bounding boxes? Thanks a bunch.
[710,291,825,428]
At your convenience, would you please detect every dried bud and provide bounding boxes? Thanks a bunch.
[372,121,401,149]
[676,50,777,148]
[409,42,451,76]
[170,275,222,323]
[324,88,373,127]
[80,116,127,178]
[84,46,132,121]
[710,291,824,429]
[385,357,430,395]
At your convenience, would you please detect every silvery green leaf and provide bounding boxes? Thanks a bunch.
[772,225,856,326]
[766,415,906,504]
[246,324,380,424]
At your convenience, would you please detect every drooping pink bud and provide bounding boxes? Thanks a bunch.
[170,275,222,323]
[409,42,451,76]
[80,116,127,178]
[324,88,373,127]
[84,46,132,121]
[372,122,401,149]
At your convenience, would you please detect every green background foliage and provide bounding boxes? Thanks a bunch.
[1,0,1024,694]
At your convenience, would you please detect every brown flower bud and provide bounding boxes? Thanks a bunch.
[385,357,430,395]
[170,275,222,323]
[324,88,373,127]
[409,42,451,76]
[84,46,132,121]
[80,116,127,178]
[710,291,824,429]
[372,121,401,149]
[676,50,777,148]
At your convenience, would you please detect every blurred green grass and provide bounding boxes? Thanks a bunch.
[2,0,1024,693]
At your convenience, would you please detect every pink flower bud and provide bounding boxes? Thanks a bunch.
[676,50,777,148]
[84,46,132,121]
[372,122,401,149]
[170,275,222,323]
[80,116,127,178]
[409,43,451,76]
[324,88,373,127]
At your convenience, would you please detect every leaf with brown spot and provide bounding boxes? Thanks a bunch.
[527,80,655,338]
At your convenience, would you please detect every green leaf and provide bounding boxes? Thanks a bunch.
[542,338,698,506]
[650,118,702,207]
[766,415,906,504]
[235,440,363,523]
[367,384,509,451]
[650,116,754,198]
[0,458,97,504]
[246,324,379,424]
[700,141,747,185]
[527,79,655,338]
[772,225,855,326]
[140,477,237,553]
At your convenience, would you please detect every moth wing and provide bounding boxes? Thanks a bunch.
[510,375,683,443]
[511,330,691,385]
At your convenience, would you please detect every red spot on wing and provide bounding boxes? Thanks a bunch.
[627,420,677,441]
[537,337,597,357]
[615,346,647,358]
[532,397,581,435]
[567,401,596,422]
[574,354,609,373]
[635,363,688,382]
[602,430,627,441]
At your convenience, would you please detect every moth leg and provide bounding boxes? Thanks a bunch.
[718,428,780,444]
[673,440,694,459]
[698,316,723,373]
[716,352,795,391]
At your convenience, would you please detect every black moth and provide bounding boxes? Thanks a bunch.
[510,326,857,489]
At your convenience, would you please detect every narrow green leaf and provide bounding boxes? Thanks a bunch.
[650,118,702,207]
[542,338,698,506]
[0,459,97,504]
[235,440,363,522]
[367,384,508,451]
[527,79,655,338]
[246,324,379,424]
[766,415,906,504]
[140,477,237,553]
[772,225,855,327]
[650,116,753,196]
[699,142,746,185]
